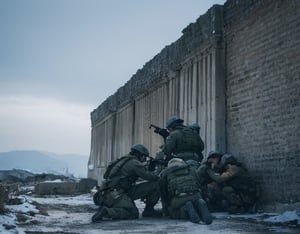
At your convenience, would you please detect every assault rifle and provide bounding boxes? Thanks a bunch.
[148,157,168,171]
[149,124,169,142]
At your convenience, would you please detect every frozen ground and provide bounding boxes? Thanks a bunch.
[1,189,300,234]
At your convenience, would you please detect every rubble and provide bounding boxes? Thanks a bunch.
[34,178,97,195]
[0,184,8,213]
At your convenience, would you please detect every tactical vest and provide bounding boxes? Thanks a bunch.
[175,127,202,154]
[167,165,199,198]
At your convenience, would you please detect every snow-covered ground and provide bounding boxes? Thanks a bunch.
[1,190,300,234]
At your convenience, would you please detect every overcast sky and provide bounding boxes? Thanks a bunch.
[0,0,226,156]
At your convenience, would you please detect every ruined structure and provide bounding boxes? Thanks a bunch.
[88,0,300,204]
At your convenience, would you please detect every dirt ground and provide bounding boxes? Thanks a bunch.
[4,192,297,234]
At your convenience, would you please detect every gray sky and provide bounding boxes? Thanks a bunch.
[0,0,226,156]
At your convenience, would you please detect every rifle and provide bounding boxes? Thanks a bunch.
[149,124,169,142]
[148,157,168,171]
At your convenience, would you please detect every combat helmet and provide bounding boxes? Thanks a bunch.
[167,158,185,168]
[131,144,149,157]
[165,116,184,129]
[207,151,223,160]
[188,123,201,134]
[220,154,237,167]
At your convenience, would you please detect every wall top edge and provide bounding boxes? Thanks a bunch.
[91,4,225,126]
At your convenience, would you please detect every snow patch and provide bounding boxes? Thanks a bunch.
[43,179,63,183]
[0,213,16,233]
[264,210,300,224]
[30,193,94,206]
[5,196,39,214]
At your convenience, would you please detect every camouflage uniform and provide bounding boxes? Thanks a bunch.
[160,125,204,162]
[206,157,259,213]
[93,153,160,221]
[197,151,225,211]
[159,158,212,224]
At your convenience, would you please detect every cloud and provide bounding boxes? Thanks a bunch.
[0,95,92,155]
[0,0,227,155]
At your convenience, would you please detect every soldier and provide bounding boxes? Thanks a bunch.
[188,122,205,161]
[156,116,204,164]
[204,154,259,213]
[92,144,161,222]
[159,158,212,224]
[188,123,201,135]
[197,151,225,211]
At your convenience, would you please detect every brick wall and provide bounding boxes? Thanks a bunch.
[225,0,300,202]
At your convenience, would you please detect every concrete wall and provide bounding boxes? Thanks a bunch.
[224,0,300,203]
[88,5,226,183]
[34,179,97,195]
[88,0,300,204]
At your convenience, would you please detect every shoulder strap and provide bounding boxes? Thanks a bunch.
[103,156,133,179]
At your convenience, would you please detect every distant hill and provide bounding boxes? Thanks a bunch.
[42,151,88,178]
[0,150,88,178]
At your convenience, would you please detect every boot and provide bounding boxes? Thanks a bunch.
[193,199,213,225]
[221,199,230,211]
[248,203,257,214]
[142,207,162,217]
[91,206,108,222]
[184,201,200,224]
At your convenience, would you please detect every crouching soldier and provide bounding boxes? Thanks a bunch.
[92,144,161,222]
[197,151,225,211]
[204,154,260,214]
[159,158,212,224]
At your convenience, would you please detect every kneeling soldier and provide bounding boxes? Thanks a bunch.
[92,144,160,222]
[159,158,212,224]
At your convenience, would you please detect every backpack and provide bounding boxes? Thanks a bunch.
[103,156,133,179]
[176,127,204,158]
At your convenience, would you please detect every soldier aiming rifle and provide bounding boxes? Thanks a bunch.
[149,124,169,142]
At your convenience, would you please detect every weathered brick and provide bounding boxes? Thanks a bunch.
[225,0,300,203]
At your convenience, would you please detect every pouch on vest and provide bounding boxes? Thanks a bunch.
[167,166,199,197]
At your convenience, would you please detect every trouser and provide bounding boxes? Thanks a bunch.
[104,191,139,219]
[128,181,160,209]
[101,181,160,219]
[168,193,200,219]
[206,182,226,211]
[222,186,256,209]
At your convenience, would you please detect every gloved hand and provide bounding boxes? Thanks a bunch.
[198,163,209,173]
[148,157,156,171]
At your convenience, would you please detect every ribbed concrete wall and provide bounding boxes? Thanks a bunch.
[88,5,226,182]
[88,0,300,204]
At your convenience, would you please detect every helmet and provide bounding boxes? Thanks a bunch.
[130,144,149,156]
[167,158,185,168]
[188,123,200,134]
[165,116,184,129]
[207,151,223,160]
[220,154,237,167]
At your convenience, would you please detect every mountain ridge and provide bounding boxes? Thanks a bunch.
[0,150,88,178]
